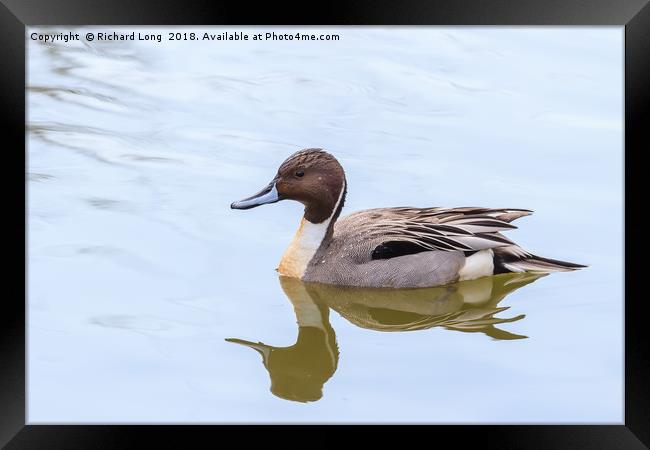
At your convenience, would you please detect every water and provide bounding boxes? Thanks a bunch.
[27,27,623,423]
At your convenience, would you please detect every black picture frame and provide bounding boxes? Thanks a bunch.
[3,0,646,447]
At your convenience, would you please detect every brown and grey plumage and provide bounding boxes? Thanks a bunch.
[231,148,586,288]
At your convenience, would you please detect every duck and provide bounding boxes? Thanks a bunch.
[231,148,585,289]
[226,273,544,402]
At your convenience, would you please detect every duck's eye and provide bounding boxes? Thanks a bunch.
[295,170,305,178]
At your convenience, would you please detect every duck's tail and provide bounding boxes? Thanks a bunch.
[493,245,587,274]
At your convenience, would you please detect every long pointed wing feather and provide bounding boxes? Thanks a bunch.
[342,207,531,256]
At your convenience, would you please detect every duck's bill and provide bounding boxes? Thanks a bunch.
[230,182,282,210]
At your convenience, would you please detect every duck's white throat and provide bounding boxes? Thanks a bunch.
[278,182,345,278]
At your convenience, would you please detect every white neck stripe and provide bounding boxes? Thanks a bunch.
[278,181,345,278]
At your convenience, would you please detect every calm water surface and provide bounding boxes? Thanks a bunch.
[27,27,623,423]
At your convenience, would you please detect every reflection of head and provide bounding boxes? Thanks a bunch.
[227,321,338,403]
[267,327,338,402]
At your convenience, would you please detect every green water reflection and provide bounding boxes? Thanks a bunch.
[227,273,544,403]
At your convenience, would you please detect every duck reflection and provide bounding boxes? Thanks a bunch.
[226,272,544,403]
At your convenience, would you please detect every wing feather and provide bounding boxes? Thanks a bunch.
[341,207,531,256]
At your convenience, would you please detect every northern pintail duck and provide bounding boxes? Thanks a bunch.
[231,149,585,288]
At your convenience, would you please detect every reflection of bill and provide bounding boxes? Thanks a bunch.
[227,272,543,403]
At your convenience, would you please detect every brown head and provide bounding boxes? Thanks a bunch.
[231,148,347,224]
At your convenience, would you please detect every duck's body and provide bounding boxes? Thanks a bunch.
[232,149,585,289]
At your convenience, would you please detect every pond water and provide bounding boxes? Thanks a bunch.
[27,27,623,423]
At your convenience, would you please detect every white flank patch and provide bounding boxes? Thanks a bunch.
[278,181,346,278]
[458,249,495,281]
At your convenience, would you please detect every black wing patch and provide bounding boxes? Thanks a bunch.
[371,241,426,260]
[371,241,478,260]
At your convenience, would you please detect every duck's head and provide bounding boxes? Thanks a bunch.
[230,148,347,224]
